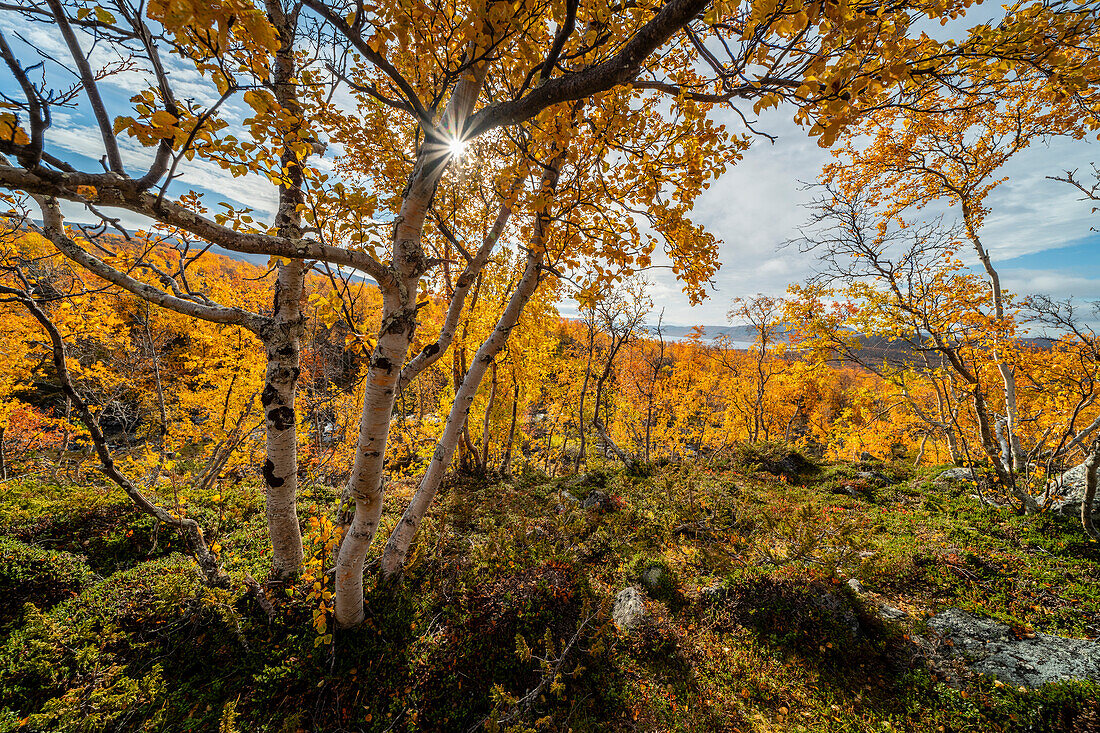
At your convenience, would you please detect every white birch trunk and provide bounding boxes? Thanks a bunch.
[261,259,306,579]
[380,245,547,576]
[332,66,489,627]
[964,208,1026,471]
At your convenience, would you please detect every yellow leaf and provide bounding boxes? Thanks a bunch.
[151,110,178,128]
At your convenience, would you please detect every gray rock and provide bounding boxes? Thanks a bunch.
[555,490,580,513]
[877,604,907,621]
[560,471,594,492]
[581,490,609,510]
[937,467,975,483]
[641,565,665,592]
[1048,463,1098,518]
[612,587,648,631]
[1055,463,1088,492]
[814,590,862,638]
[847,578,865,595]
[855,470,889,485]
[699,583,729,604]
[928,608,1100,688]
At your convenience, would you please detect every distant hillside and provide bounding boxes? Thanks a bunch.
[643,323,796,343]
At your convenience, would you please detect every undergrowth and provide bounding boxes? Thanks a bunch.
[0,456,1097,732]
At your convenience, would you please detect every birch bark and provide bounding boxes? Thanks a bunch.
[378,155,563,578]
[333,68,488,626]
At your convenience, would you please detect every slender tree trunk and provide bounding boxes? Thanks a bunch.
[973,388,1038,513]
[1083,441,1100,541]
[380,151,564,578]
[11,288,226,585]
[575,319,594,471]
[261,259,307,579]
[479,359,498,469]
[258,0,311,580]
[548,426,560,474]
[914,432,929,466]
[141,311,169,449]
[501,382,519,479]
[381,245,547,575]
[61,396,71,452]
[453,347,474,470]
[0,426,6,481]
[964,207,1026,471]
[333,66,489,627]
[592,335,631,465]
[645,322,665,464]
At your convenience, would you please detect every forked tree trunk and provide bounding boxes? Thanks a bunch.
[378,154,564,578]
[380,245,548,576]
[333,67,489,627]
[973,388,1038,513]
[592,334,631,465]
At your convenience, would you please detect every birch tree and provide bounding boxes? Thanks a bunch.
[825,77,1096,478]
[0,0,1097,628]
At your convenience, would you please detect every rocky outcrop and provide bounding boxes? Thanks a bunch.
[927,609,1100,688]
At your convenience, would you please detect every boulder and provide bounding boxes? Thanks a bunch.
[640,565,666,593]
[581,490,609,510]
[855,470,889,485]
[877,604,907,621]
[936,467,975,484]
[928,609,1100,688]
[813,589,862,638]
[1048,463,1099,519]
[697,583,732,606]
[612,587,648,631]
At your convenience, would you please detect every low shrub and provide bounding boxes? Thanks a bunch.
[0,536,94,628]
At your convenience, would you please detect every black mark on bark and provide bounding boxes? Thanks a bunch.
[262,459,285,488]
[267,406,295,431]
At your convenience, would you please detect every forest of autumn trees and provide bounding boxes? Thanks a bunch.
[0,0,1097,639]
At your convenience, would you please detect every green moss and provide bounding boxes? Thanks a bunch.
[628,555,679,604]
[0,536,94,628]
[1,461,1098,732]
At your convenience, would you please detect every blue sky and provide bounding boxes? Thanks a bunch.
[2,8,1098,328]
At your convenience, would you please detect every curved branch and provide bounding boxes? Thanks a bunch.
[45,0,124,173]
[2,281,226,586]
[36,195,271,334]
[467,0,710,137]
[399,197,513,389]
[0,164,393,283]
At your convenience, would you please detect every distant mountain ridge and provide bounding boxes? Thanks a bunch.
[641,323,795,343]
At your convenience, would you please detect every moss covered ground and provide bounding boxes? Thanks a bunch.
[0,454,1097,732]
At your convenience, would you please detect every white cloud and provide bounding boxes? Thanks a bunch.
[644,110,1100,328]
